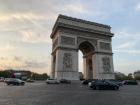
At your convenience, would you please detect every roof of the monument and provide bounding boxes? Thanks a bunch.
[50,14,113,38]
[53,14,111,30]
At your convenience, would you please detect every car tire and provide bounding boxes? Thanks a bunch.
[95,86,100,90]
[92,86,96,90]
[114,87,119,90]
[21,83,25,86]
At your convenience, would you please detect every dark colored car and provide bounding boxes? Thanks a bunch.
[88,80,119,90]
[60,79,71,84]
[81,79,94,85]
[5,78,25,86]
[107,80,123,86]
[123,80,138,85]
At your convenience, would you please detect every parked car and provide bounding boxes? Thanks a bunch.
[60,79,71,84]
[46,79,60,84]
[123,80,138,85]
[5,78,25,86]
[88,80,119,90]
[81,79,94,85]
[26,78,35,82]
[0,77,4,82]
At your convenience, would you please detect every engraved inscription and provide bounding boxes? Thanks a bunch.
[102,57,111,73]
[63,53,72,71]
[61,36,75,45]
[100,42,111,50]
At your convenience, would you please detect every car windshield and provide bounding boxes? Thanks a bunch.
[14,79,22,82]
[6,78,14,81]
[105,81,117,85]
[48,79,55,80]
[94,80,104,84]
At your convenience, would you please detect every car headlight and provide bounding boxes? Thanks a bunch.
[88,82,91,87]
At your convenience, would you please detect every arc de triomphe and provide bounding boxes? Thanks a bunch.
[50,15,115,80]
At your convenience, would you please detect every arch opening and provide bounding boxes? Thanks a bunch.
[78,41,95,80]
[79,41,95,56]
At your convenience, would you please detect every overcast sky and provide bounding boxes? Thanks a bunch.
[0,0,140,75]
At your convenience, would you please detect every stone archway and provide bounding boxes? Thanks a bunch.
[50,15,115,80]
[79,41,95,79]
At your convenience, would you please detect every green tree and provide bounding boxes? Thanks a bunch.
[134,71,140,80]
[0,70,11,78]
[115,72,127,80]
[127,73,133,80]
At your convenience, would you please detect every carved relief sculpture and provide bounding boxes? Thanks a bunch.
[63,53,72,71]
[102,57,111,73]
[100,42,111,50]
[61,36,75,45]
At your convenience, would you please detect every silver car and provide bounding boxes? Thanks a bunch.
[46,79,60,84]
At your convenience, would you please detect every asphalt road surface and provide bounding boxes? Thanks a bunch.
[0,81,140,105]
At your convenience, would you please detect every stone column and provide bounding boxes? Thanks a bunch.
[50,55,55,78]
[92,53,115,79]
[92,53,99,79]
[55,49,79,80]
[83,56,87,79]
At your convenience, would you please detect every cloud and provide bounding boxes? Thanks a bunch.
[135,2,140,11]
[23,60,48,69]
[0,0,89,45]
[0,42,17,51]
[0,0,88,14]
[0,0,87,23]
[114,58,140,74]
[20,30,51,44]
[0,56,50,74]
[0,13,54,32]
[0,57,7,60]
[113,29,140,54]
[21,59,50,74]
[114,49,140,55]
[117,42,136,49]
[63,2,88,14]
[114,29,140,40]
[0,13,46,23]
[13,56,23,61]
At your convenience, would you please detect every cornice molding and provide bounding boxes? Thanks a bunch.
[50,14,114,38]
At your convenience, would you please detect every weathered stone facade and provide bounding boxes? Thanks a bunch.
[50,15,115,80]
